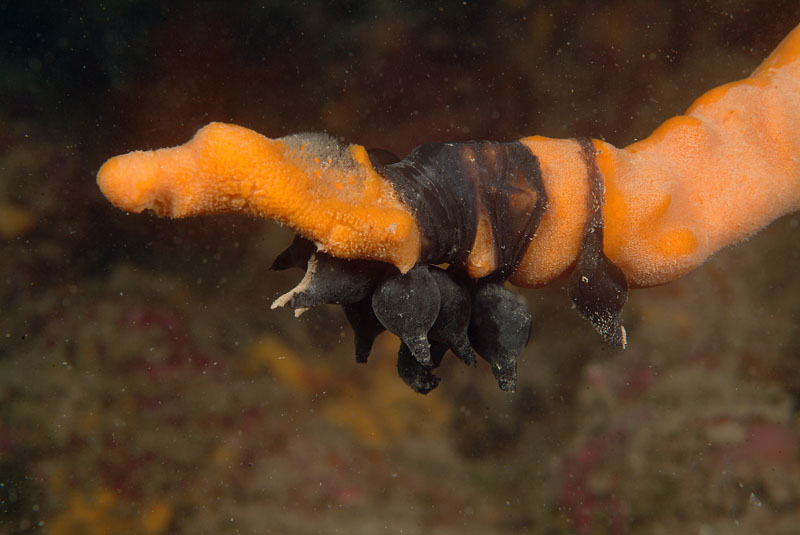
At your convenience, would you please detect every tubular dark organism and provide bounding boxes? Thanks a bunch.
[270,140,555,392]
[567,138,628,348]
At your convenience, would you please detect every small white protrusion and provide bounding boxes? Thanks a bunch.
[270,254,319,310]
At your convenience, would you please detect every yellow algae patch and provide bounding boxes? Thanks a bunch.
[141,500,173,535]
[242,334,451,447]
[49,490,123,535]
[319,337,452,447]
[49,489,172,535]
[97,122,421,271]
[241,335,323,391]
[0,203,35,238]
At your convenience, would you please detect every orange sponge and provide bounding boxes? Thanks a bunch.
[98,123,421,271]
[98,24,800,289]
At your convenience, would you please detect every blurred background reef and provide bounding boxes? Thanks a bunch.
[2,1,800,533]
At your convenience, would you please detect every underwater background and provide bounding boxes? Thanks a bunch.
[2,1,800,533]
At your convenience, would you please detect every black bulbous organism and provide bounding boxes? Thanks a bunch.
[269,139,627,394]
[271,239,541,393]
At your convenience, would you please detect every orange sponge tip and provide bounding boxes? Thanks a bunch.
[97,123,421,271]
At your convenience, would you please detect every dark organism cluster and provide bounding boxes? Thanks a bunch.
[271,139,629,393]
[271,236,530,393]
